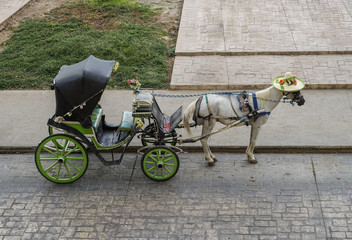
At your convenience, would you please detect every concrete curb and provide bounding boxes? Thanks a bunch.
[176,51,352,57]
[2,146,352,154]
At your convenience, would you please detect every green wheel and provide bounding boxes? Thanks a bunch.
[35,134,88,184]
[141,146,179,181]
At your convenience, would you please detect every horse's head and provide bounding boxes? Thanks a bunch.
[284,91,305,106]
[272,72,305,106]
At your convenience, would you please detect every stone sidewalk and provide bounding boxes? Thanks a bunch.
[170,0,352,89]
[1,153,352,239]
[1,89,352,151]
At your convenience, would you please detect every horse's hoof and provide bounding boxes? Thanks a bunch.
[208,161,215,166]
[213,157,218,162]
[248,158,257,164]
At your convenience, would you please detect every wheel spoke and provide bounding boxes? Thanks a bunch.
[164,166,172,174]
[53,140,61,154]
[66,156,84,160]
[45,161,59,172]
[56,163,62,180]
[40,157,58,161]
[64,145,80,157]
[160,151,167,161]
[165,163,175,166]
[146,166,156,172]
[43,146,59,157]
[66,160,81,172]
[163,156,174,163]
[64,163,72,179]
[145,161,156,165]
[153,168,159,177]
[161,169,165,177]
[148,154,158,162]
[62,139,69,154]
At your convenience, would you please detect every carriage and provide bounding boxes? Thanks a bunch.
[35,56,305,183]
[35,55,183,183]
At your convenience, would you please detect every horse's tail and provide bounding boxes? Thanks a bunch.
[183,99,197,137]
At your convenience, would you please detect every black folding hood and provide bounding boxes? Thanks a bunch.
[53,55,116,128]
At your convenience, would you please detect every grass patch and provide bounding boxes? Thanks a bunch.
[0,0,171,89]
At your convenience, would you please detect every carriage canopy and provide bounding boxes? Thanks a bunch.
[53,55,116,128]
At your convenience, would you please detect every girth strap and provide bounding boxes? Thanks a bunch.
[252,93,271,122]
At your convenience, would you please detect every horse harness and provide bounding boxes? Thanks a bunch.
[193,92,271,125]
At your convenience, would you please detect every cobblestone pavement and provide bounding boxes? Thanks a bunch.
[1,153,352,239]
[171,0,352,89]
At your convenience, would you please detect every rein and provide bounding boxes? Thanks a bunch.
[147,91,297,104]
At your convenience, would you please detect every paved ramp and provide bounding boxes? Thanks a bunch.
[171,0,352,89]
[0,0,31,24]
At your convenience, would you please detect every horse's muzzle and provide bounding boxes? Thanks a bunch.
[297,96,305,106]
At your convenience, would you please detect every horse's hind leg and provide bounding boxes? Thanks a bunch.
[246,125,260,164]
[200,120,216,166]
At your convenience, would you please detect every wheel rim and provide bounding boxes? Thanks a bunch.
[35,134,88,183]
[141,147,179,181]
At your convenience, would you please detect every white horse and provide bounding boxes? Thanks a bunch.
[183,85,305,165]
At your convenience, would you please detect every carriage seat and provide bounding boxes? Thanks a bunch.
[91,108,134,147]
[132,92,153,117]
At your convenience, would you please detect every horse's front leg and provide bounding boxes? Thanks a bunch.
[200,120,216,166]
[246,125,260,164]
[200,137,214,166]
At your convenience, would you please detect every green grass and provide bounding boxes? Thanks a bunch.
[0,0,171,89]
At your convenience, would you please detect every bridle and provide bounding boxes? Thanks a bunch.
[283,91,304,105]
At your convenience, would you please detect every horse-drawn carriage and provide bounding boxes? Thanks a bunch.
[35,56,305,183]
[35,55,183,183]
